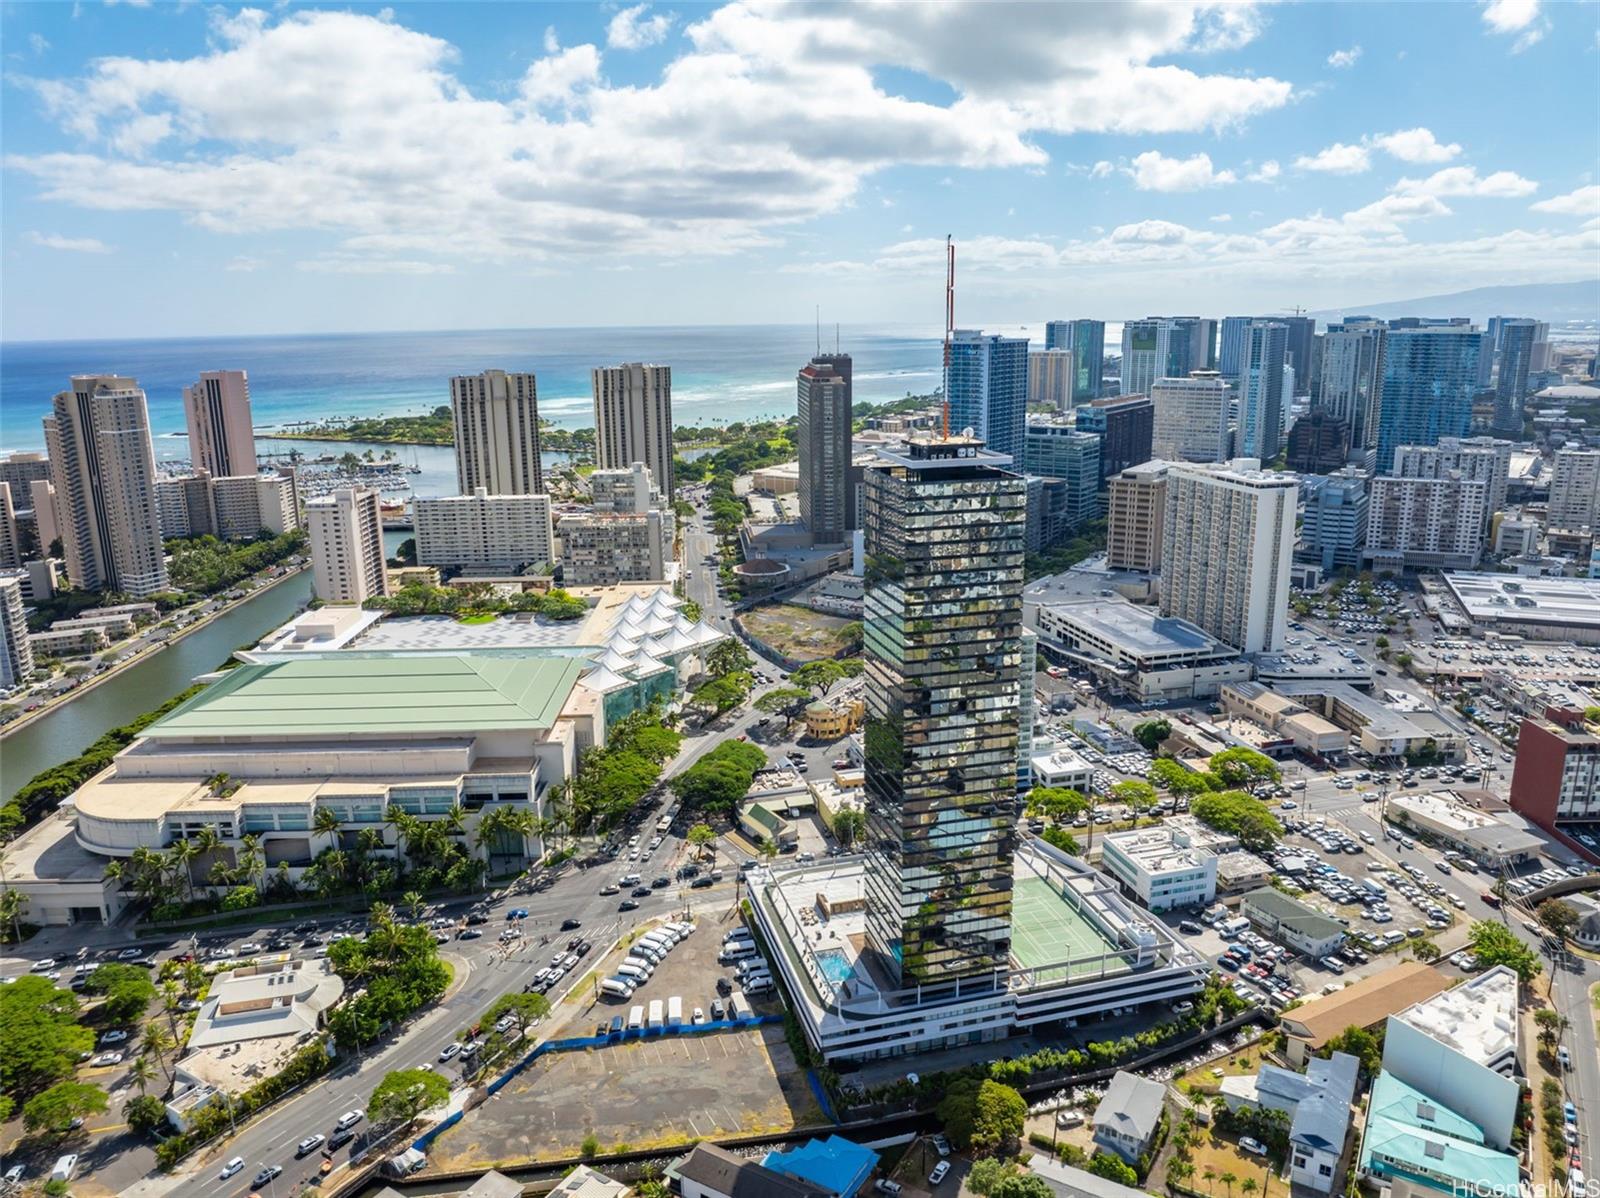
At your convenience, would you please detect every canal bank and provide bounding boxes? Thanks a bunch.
[0,570,313,803]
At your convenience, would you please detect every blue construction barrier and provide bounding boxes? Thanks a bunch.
[412,1015,783,1151]
[805,1069,839,1125]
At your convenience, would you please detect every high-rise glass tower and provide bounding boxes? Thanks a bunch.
[1375,328,1483,476]
[861,434,1026,991]
[945,330,1029,459]
[1493,319,1538,437]
[797,354,852,544]
[1045,319,1104,402]
[1319,320,1387,451]
[1239,321,1288,461]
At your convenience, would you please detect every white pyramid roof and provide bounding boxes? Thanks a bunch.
[596,647,635,673]
[580,665,633,694]
[630,650,672,678]
[616,617,650,640]
[687,622,723,646]
[638,613,676,635]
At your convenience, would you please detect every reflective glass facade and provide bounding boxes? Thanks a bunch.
[860,436,1026,991]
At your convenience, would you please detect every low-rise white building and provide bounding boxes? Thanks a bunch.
[1029,745,1094,792]
[1027,598,1250,702]
[1384,791,1543,867]
[1100,825,1217,911]
[1239,887,1345,957]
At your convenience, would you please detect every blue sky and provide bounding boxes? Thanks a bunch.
[2,0,1596,341]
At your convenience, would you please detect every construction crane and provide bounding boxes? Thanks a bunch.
[942,235,955,439]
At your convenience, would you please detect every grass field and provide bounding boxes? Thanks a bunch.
[741,603,858,661]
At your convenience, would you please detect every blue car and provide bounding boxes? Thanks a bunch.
[507,908,529,920]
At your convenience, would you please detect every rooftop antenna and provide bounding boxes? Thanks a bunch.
[943,234,955,440]
[815,305,821,356]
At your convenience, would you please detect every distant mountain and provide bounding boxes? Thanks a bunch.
[1308,280,1599,327]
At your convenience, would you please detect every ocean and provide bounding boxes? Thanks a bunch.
[0,324,947,459]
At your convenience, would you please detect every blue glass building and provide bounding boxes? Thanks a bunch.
[945,329,1029,458]
[1375,328,1484,476]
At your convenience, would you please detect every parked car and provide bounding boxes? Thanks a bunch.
[1239,1137,1267,1156]
[929,1163,951,1186]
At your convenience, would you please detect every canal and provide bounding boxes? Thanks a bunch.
[0,573,313,803]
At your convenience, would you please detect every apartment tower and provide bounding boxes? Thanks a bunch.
[451,370,544,496]
[861,433,1026,990]
[182,369,257,478]
[1105,460,1169,572]
[592,363,674,497]
[1547,448,1600,531]
[1319,320,1387,451]
[306,488,388,604]
[946,329,1029,459]
[1076,394,1154,482]
[797,354,852,545]
[1239,321,1288,462]
[1375,327,1483,477]
[1151,372,1230,464]
[42,375,169,597]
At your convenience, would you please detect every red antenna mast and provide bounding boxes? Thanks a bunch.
[942,235,955,439]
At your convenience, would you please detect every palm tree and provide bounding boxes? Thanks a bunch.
[1202,1167,1217,1195]
[166,838,199,904]
[160,980,183,1040]
[313,805,342,854]
[125,1053,156,1097]
[237,834,263,886]
[143,1023,176,1082]
[1219,1172,1237,1198]
[403,890,426,923]
[1240,1179,1258,1198]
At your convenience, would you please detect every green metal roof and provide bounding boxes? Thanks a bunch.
[1357,1071,1520,1196]
[141,655,585,739]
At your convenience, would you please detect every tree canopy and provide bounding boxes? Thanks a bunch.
[936,1078,1026,1154]
[1537,899,1581,939]
[85,963,156,1022]
[22,1081,107,1136]
[1189,789,1283,850]
[326,917,451,1049]
[1086,1154,1138,1187]
[991,1176,1054,1198]
[671,741,766,811]
[367,1068,450,1127]
[1322,1023,1383,1074]
[1208,747,1281,788]
[0,977,95,1100]
[165,529,306,597]
[1132,718,1171,753]
[1467,920,1542,983]
[1148,758,1213,797]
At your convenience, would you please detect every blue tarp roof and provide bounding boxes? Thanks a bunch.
[763,1136,879,1197]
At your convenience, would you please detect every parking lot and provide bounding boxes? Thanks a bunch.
[586,908,783,1027]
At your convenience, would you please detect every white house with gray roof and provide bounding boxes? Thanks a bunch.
[1092,1070,1165,1164]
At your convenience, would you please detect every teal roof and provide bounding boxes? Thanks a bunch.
[1357,1072,1520,1197]
[763,1136,878,1197]
[141,655,584,738]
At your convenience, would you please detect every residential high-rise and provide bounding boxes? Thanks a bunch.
[1285,413,1350,475]
[1281,316,1316,397]
[1105,460,1168,572]
[1044,320,1072,351]
[306,487,388,604]
[1319,320,1387,451]
[1076,394,1154,482]
[590,462,667,514]
[155,472,216,539]
[561,461,674,584]
[1027,349,1073,412]
[593,363,674,498]
[1151,372,1230,464]
[0,483,20,570]
[182,369,257,479]
[1239,321,1288,461]
[415,488,555,575]
[213,474,299,540]
[1120,318,1213,398]
[1547,449,1600,530]
[1365,475,1487,571]
[861,433,1026,991]
[797,354,852,544]
[1298,470,1368,573]
[30,479,59,557]
[1375,327,1483,474]
[1492,319,1538,437]
[451,370,544,496]
[946,329,1029,458]
[42,375,169,597]
[1161,459,1296,654]
[0,576,33,690]
[1050,319,1105,402]
[0,452,52,493]
[1021,420,1101,530]
[1392,436,1511,534]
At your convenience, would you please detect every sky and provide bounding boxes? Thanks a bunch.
[2,0,1597,342]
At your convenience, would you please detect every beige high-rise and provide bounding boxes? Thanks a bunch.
[1105,460,1168,572]
[0,483,20,570]
[1547,448,1600,531]
[1151,372,1230,463]
[42,375,169,597]
[592,363,674,497]
[30,479,59,558]
[183,370,257,478]
[306,488,388,604]
[450,371,544,495]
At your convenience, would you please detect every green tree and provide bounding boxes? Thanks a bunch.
[1025,786,1088,824]
[1039,826,1080,856]
[1086,1154,1138,1187]
[125,1094,167,1136]
[706,639,754,678]
[1208,747,1281,788]
[367,1068,449,1128]
[85,963,156,1022]
[991,1176,1053,1198]
[1132,718,1171,753]
[480,991,551,1035]
[1537,899,1581,940]
[687,823,719,857]
[1411,939,1441,963]
[1321,1024,1382,1075]
[965,1157,1019,1197]
[0,976,94,1100]
[832,807,867,848]
[691,672,752,717]
[1468,919,1542,983]
[972,1079,1027,1153]
[1190,790,1283,851]
[792,659,848,697]
[1110,780,1159,825]
[754,686,812,729]
[671,741,766,811]
[23,1082,108,1136]
[1148,757,1214,797]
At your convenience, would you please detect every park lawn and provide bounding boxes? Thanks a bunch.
[1174,1048,1263,1095]
[741,603,856,661]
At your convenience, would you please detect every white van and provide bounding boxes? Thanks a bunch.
[51,1156,79,1183]
[647,999,665,1028]
[667,996,684,1026]
[639,933,674,954]
[723,926,752,943]
[627,1004,645,1030]
[601,977,635,999]
[617,962,651,983]
[633,946,664,966]
[719,942,758,963]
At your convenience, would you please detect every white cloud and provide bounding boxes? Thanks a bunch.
[1125,150,1235,191]
[1326,45,1361,68]
[1531,185,1600,215]
[607,4,676,51]
[1394,166,1538,197]
[1371,127,1461,163]
[1209,213,1232,222]
[1294,142,1371,174]
[1481,0,1549,49]
[1089,161,1115,178]
[225,255,263,272]
[26,231,112,253]
[7,4,1294,265]
[29,33,50,55]
[1249,159,1280,182]
[543,26,560,54]
[296,254,456,275]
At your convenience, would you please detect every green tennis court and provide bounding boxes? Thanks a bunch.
[1011,875,1126,976]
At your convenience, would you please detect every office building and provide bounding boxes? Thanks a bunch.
[1319,320,1387,451]
[1239,321,1288,461]
[1105,460,1168,572]
[592,363,674,497]
[861,434,1025,988]
[797,354,852,544]
[1121,318,1213,398]
[182,370,257,479]
[1100,824,1219,911]
[1161,459,1296,653]
[42,375,169,597]
[1218,316,1251,380]
[945,329,1029,459]
[1375,327,1483,478]
[0,484,20,570]
[306,488,387,604]
[1510,710,1600,834]
[0,575,33,690]
[414,489,554,575]
[1491,319,1539,437]
[1022,419,1101,527]
[1364,475,1486,571]
[1280,316,1315,396]
[1047,319,1105,403]
[155,472,217,539]
[1392,436,1511,534]
[1285,413,1350,475]
[1027,349,1073,412]
[212,474,298,540]
[29,479,59,558]
[1547,447,1600,530]
[1076,394,1154,482]
[1298,470,1368,572]
[1151,373,1229,463]
[1028,597,1249,702]
[451,370,544,496]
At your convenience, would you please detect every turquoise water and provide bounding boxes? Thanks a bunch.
[0,324,944,453]
[816,948,853,984]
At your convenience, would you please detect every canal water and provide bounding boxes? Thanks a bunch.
[0,573,313,803]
